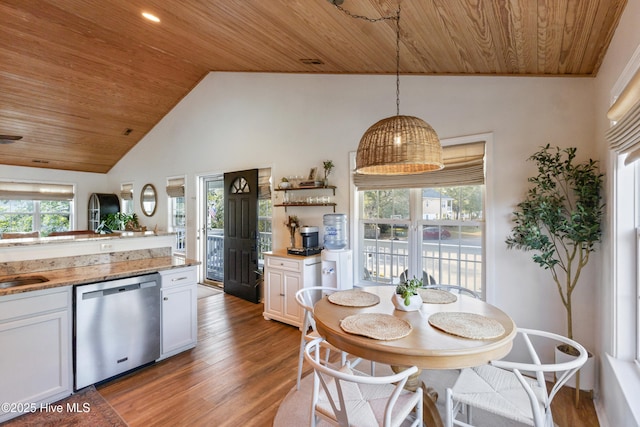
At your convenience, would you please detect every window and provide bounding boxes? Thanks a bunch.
[258,199,272,264]
[605,60,640,363]
[358,186,483,295]
[167,177,186,256]
[636,168,640,363]
[353,138,486,297]
[120,183,134,214]
[0,181,74,236]
[257,168,273,266]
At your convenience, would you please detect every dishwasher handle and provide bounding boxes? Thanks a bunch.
[82,284,139,299]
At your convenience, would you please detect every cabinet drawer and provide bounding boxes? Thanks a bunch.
[0,287,70,323]
[159,267,197,289]
[266,256,300,272]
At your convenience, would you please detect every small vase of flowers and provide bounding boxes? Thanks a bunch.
[285,215,300,248]
[322,160,334,187]
[393,277,423,311]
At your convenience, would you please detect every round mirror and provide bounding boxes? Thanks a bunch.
[141,183,157,217]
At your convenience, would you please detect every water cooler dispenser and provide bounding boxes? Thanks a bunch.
[321,213,353,290]
[321,249,353,290]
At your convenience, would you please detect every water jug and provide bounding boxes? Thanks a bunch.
[323,213,347,250]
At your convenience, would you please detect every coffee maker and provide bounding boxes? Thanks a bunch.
[287,226,322,256]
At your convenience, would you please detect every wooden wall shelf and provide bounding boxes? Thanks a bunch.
[274,186,337,212]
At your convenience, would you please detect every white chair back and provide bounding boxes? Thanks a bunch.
[295,286,338,334]
[294,287,341,390]
[446,327,588,427]
[304,338,422,427]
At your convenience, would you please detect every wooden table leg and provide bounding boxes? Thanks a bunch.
[421,380,443,427]
[391,366,444,427]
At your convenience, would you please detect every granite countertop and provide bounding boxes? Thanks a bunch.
[0,256,200,297]
[0,231,174,248]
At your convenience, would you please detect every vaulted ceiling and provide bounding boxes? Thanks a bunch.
[0,0,627,173]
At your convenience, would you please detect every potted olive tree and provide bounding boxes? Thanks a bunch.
[505,144,604,393]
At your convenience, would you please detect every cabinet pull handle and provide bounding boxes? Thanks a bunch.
[163,297,169,301]
[279,293,285,297]
[172,276,188,281]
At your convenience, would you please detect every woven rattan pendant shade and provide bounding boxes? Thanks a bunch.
[356,115,444,175]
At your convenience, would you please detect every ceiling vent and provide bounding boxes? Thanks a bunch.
[0,135,23,144]
[300,58,324,65]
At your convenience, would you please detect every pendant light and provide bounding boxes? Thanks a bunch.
[330,1,444,175]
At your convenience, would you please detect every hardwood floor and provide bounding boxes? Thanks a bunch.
[98,293,599,426]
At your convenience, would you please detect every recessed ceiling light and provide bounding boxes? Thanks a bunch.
[0,135,22,144]
[142,12,160,23]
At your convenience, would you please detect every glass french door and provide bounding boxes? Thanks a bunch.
[203,175,224,284]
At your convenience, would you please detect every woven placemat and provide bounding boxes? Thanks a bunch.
[328,290,380,307]
[428,312,505,340]
[340,313,412,340]
[418,288,457,304]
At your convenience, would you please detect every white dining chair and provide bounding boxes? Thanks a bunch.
[400,269,436,285]
[422,284,481,299]
[295,286,372,390]
[445,328,588,427]
[305,337,423,427]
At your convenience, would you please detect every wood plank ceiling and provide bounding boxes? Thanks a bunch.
[0,0,628,173]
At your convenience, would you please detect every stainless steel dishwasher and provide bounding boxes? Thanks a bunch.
[74,273,161,389]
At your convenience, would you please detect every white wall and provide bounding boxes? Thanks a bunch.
[0,165,108,229]
[108,71,597,351]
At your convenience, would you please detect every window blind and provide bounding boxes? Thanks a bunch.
[353,141,485,190]
[258,168,271,200]
[0,181,74,201]
[120,183,133,200]
[606,66,640,165]
[166,177,185,198]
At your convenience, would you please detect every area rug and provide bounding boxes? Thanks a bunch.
[273,362,528,427]
[197,284,223,299]
[2,386,128,426]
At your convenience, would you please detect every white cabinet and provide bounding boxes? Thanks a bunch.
[158,266,197,360]
[0,287,72,423]
[263,252,321,329]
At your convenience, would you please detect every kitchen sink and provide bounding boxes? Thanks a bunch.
[0,275,49,289]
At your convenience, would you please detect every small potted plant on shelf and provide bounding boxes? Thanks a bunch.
[322,160,334,187]
[393,276,423,311]
[279,177,291,189]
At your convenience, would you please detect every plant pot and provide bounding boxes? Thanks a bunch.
[555,345,595,392]
[392,294,422,311]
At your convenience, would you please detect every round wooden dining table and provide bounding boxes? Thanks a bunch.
[313,286,517,427]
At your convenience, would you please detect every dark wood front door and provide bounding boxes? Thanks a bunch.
[223,169,259,303]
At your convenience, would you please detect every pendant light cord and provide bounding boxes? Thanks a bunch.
[395,5,400,117]
[330,1,402,117]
